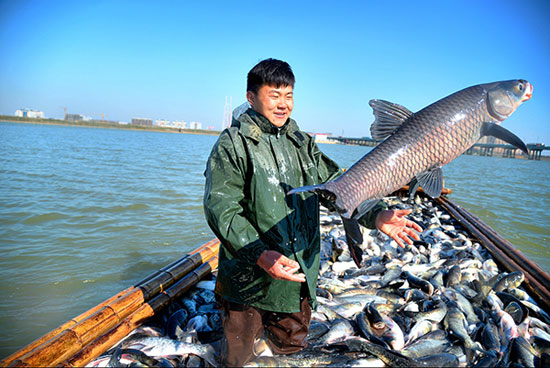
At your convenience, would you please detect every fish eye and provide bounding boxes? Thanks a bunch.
[518,83,524,91]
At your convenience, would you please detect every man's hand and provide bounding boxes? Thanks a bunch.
[257,250,306,282]
[375,209,423,248]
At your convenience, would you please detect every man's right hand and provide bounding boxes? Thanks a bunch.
[257,250,306,282]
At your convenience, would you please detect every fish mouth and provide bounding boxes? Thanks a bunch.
[522,82,533,102]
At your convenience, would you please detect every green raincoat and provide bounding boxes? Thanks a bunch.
[203,109,386,313]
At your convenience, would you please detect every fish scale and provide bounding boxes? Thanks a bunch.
[329,85,490,217]
[290,80,531,220]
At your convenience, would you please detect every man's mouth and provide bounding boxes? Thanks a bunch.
[274,112,286,119]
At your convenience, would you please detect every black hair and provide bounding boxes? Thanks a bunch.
[247,58,295,94]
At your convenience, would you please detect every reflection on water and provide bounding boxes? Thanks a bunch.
[0,122,548,358]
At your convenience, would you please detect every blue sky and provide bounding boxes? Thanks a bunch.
[1,0,549,143]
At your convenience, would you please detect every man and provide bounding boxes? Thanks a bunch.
[203,58,421,366]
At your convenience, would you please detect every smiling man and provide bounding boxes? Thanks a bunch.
[247,81,294,127]
[203,58,420,366]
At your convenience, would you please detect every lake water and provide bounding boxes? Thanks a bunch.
[1,122,549,358]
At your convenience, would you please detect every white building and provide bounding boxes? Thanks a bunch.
[155,119,171,127]
[172,120,187,129]
[314,133,329,142]
[189,121,202,130]
[15,108,45,119]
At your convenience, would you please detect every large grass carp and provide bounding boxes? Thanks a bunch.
[289,80,532,266]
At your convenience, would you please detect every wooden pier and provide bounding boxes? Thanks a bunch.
[465,142,547,160]
[327,137,548,160]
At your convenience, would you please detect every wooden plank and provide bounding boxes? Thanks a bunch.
[62,256,218,367]
[0,285,134,366]
[4,240,220,367]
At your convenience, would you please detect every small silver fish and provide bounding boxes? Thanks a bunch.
[123,336,218,366]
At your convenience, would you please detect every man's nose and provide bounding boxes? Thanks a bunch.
[277,98,287,109]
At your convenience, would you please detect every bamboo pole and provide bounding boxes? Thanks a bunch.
[137,240,219,298]
[0,286,134,366]
[134,238,219,287]
[3,239,220,368]
[62,256,219,368]
[436,197,550,311]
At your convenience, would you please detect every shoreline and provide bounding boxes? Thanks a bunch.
[323,140,550,160]
[0,117,222,136]
[3,118,548,159]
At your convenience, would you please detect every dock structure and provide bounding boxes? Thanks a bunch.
[461,143,547,160]
[328,137,548,160]
[329,136,379,147]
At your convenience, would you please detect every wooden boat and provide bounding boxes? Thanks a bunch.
[2,188,549,367]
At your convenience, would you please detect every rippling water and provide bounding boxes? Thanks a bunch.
[1,122,548,358]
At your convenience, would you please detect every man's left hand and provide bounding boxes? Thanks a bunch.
[375,209,423,248]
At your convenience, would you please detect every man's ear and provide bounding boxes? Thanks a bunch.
[246,91,255,108]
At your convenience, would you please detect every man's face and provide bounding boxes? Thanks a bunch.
[247,84,294,127]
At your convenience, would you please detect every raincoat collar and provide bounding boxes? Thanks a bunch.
[233,109,305,147]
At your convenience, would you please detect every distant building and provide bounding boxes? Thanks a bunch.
[65,113,84,122]
[189,121,202,130]
[172,120,187,129]
[132,118,153,126]
[155,119,170,127]
[314,133,329,142]
[313,133,333,142]
[15,108,45,119]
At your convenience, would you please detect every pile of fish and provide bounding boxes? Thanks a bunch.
[87,195,550,367]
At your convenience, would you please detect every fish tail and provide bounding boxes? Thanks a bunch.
[288,185,363,267]
[288,183,352,217]
[287,184,340,210]
[464,338,485,362]
[287,183,331,197]
[342,218,364,268]
[198,344,219,366]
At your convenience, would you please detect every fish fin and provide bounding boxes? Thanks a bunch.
[369,99,414,141]
[287,184,325,195]
[342,218,364,268]
[287,184,338,204]
[481,122,529,155]
[415,167,443,198]
[408,177,420,199]
[353,199,380,220]
[288,184,349,216]
[288,184,353,217]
